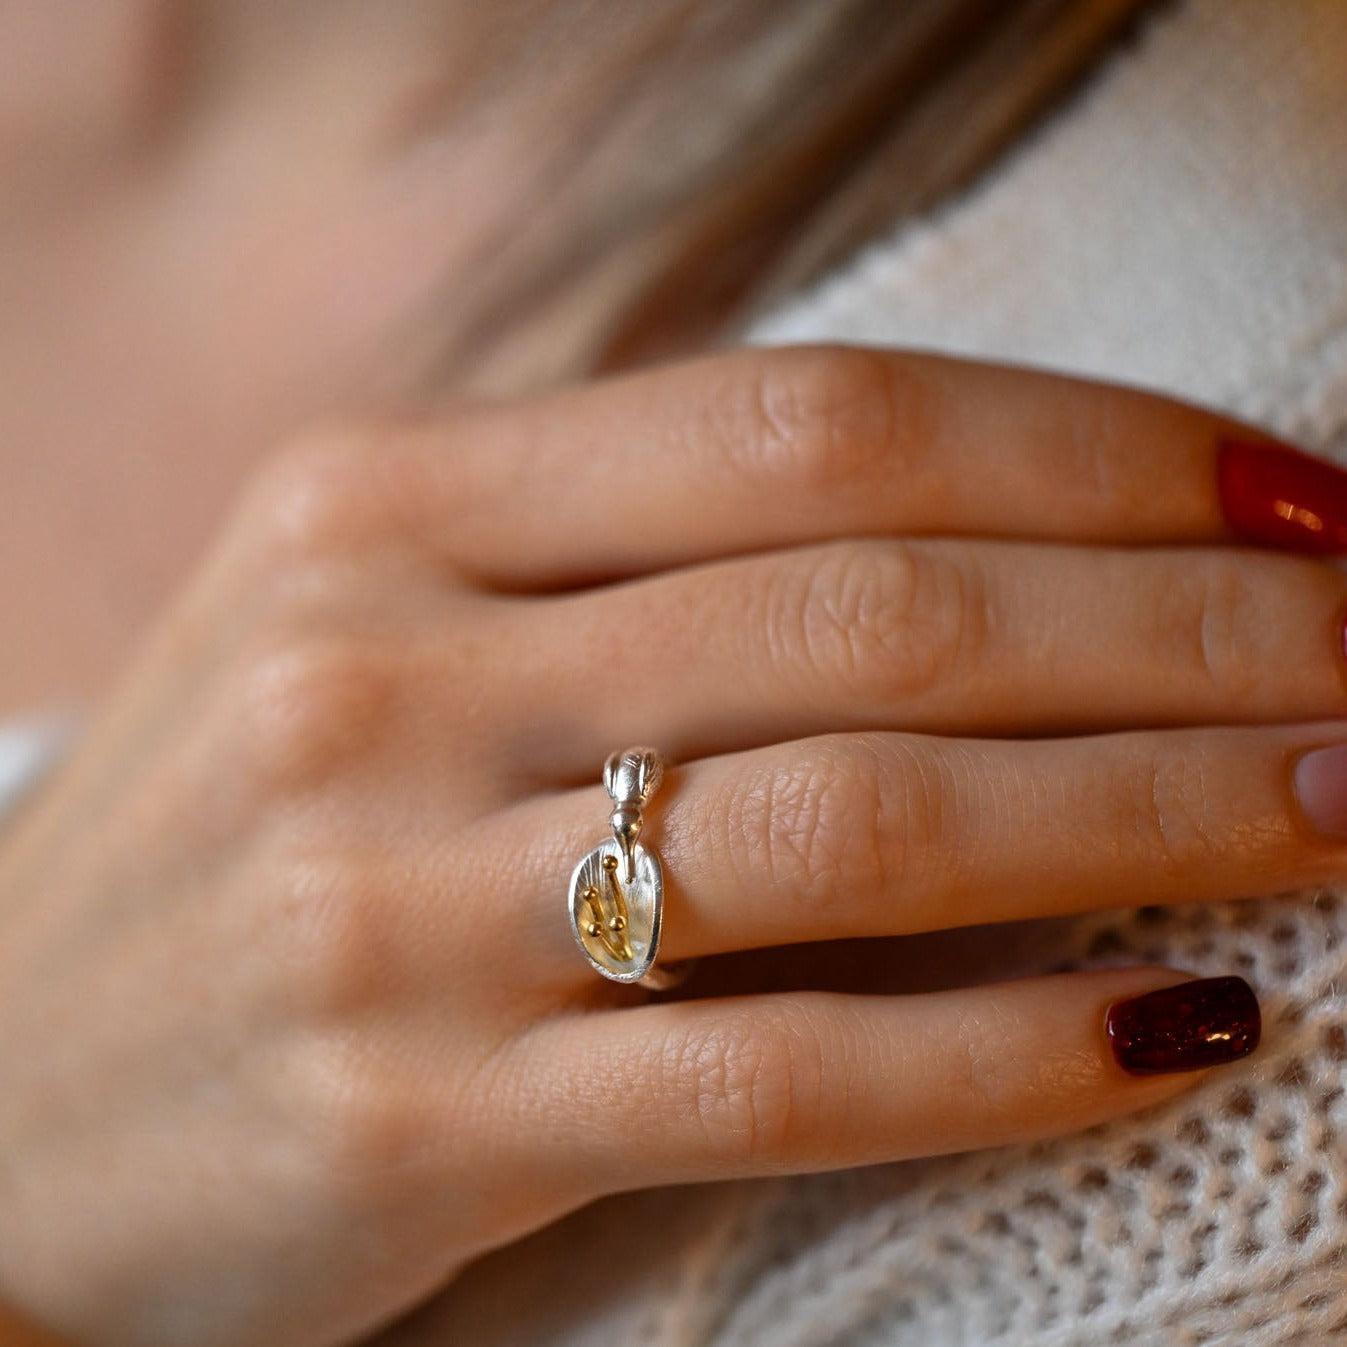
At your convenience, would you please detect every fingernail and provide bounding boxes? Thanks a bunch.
[1218,438,1347,553]
[1106,976,1260,1076]
[1294,742,1347,838]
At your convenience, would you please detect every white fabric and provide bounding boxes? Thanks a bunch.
[409,2,1347,1344]
[0,715,71,824]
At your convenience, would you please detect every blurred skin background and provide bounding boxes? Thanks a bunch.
[1,0,1153,720]
[0,4,1155,1342]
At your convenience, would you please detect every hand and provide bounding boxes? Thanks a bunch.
[1,345,1342,1347]
[3,0,952,714]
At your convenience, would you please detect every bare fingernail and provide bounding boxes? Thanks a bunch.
[1294,743,1347,838]
[1106,976,1261,1076]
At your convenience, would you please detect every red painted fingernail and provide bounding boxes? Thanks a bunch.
[1106,976,1260,1076]
[1218,438,1347,553]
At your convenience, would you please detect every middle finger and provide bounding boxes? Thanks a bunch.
[497,720,1347,965]
[509,537,1347,770]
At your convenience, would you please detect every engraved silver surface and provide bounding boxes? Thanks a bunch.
[603,747,664,811]
[602,746,664,881]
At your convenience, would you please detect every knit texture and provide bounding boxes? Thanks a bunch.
[393,1,1347,1344]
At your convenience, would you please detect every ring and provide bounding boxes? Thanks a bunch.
[568,747,684,989]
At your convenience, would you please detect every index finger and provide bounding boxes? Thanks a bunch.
[417,344,1338,586]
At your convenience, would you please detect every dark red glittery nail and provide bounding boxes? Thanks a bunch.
[1218,439,1347,553]
[1105,976,1260,1076]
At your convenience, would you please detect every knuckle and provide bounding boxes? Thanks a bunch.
[269,849,400,1021]
[1168,557,1337,703]
[1054,389,1137,512]
[1166,561,1263,697]
[727,737,902,917]
[294,1037,439,1198]
[665,1003,825,1166]
[1048,381,1188,523]
[722,345,909,492]
[944,998,1086,1134]
[236,636,397,793]
[770,541,983,705]
[245,425,394,561]
[1126,745,1220,872]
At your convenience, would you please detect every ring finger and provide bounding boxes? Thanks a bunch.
[493,720,1347,966]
